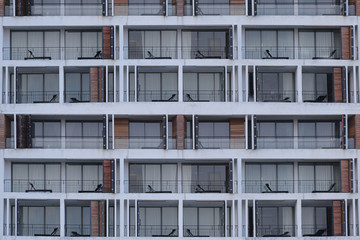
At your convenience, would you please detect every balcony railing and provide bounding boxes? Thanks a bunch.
[196,3,245,15]
[18,224,60,236]
[115,3,164,16]
[65,224,91,237]
[125,180,178,193]
[64,91,91,103]
[6,137,14,149]
[182,47,231,59]
[197,136,245,149]
[182,180,230,193]
[125,46,177,59]
[167,4,193,16]
[243,46,341,59]
[183,225,225,237]
[243,180,341,193]
[3,47,111,60]
[256,2,342,16]
[16,91,59,104]
[168,137,193,149]
[257,225,295,237]
[137,90,178,102]
[29,136,103,149]
[257,136,342,149]
[114,136,163,149]
[184,90,225,102]
[302,91,332,103]
[257,90,295,102]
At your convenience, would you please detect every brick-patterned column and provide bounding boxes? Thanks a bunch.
[16,115,31,148]
[90,67,105,102]
[176,0,184,16]
[114,118,129,148]
[0,115,10,149]
[355,0,360,16]
[102,27,113,59]
[230,0,245,15]
[103,160,114,193]
[341,160,351,192]
[333,67,344,103]
[230,118,245,149]
[348,115,360,148]
[341,27,351,59]
[114,0,128,15]
[91,201,106,236]
[332,200,345,236]
[173,115,186,150]
[0,0,4,16]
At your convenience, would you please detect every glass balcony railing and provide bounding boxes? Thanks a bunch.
[196,3,245,15]
[137,90,178,102]
[115,4,164,16]
[64,91,91,103]
[302,91,332,103]
[257,136,342,149]
[17,224,60,236]
[65,224,91,237]
[257,225,295,237]
[184,90,225,102]
[16,91,59,104]
[182,180,230,193]
[114,136,164,149]
[257,90,295,102]
[302,224,328,236]
[29,136,103,149]
[168,137,193,149]
[197,136,245,149]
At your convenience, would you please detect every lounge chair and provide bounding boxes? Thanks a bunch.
[25,182,52,192]
[24,50,52,60]
[262,50,289,59]
[146,185,172,193]
[195,50,221,59]
[152,94,177,102]
[312,50,339,59]
[263,96,291,102]
[34,227,60,236]
[186,94,210,102]
[195,184,221,193]
[186,228,209,237]
[145,51,171,59]
[262,183,289,193]
[303,95,327,103]
[152,229,177,237]
[312,183,337,193]
[71,231,90,237]
[78,184,103,193]
[303,229,326,236]
[78,50,102,59]
[263,231,290,237]
[70,97,90,103]
[33,94,58,103]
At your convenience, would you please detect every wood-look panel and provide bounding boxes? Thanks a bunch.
[114,0,128,15]
[176,0,184,16]
[103,160,113,193]
[333,200,344,236]
[341,160,351,192]
[230,0,244,15]
[114,118,129,148]
[356,0,360,16]
[91,200,106,236]
[348,115,360,149]
[0,115,10,149]
[0,0,4,16]
[230,118,244,149]
[341,27,351,59]
[16,115,31,148]
[90,67,105,102]
[102,27,112,59]
[174,115,186,150]
[333,67,344,103]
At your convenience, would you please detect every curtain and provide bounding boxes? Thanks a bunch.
[12,164,28,192]
[65,32,81,59]
[66,207,81,235]
[278,164,293,192]
[28,32,44,57]
[245,30,261,59]
[278,31,294,58]
[82,32,98,57]
[299,165,314,192]
[146,165,161,190]
[66,165,81,192]
[299,31,314,59]
[145,31,161,57]
[162,73,178,100]
[182,31,192,58]
[302,73,315,101]
[315,165,333,191]
[161,31,177,58]
[29,164,45,189]
[182,165,192,193]
[11,32,27,60]
[316,32,333,58]
[162,207,177,234]
[162,164,177,192]
[184,207,197,233]
[45,164,61,192]
[282,73,294,101]
[302,207,315,235]
[245,164,260,192]
[44,32,60,59]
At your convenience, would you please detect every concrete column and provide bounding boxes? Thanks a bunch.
[231,200,235,237]
[345,199,348,236]
[106,66,109,102]
[60,198,65,237]
[237,25,242,60]
[119,26,124,60]
[112,115,115,150]
[224,201,228,237]
[352,198,356,236]
[353,66,357,103]
[296,65,302,102]
[178,65,183,102]
[245,200,248,237]
[61,119,66,149]
[14,198,17,236]
[134,65,137,102]
[251,115,254,149]
[59,65,64,103]
[346,66,349,103]
[294,161,298,193]
[253,66,256,102]
[252,200,255,237]
[13,66,16,104]
[120,158,124,194]
[178,200,183,237]
[294,119,298,149]
[106,199,109,237]
[238,65,243,102]
[6,198,9,236]
[126,200,130,236]
[61,162,66,193]
[237,158,241,194]
[5,66,8,104]
[0,67,3,104]
[245,116,248,149]
[245,65,249,102]
[13,114,16,149]
[119,65,123,102]
[134,200,138,236]
[120,200,125,237]
[296,199,302,237]
[238,200,242,237]
[225,66,228,102]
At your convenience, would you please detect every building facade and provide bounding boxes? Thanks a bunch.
[0,0,360,239]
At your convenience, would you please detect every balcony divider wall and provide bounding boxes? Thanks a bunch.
[114,118,129,148]
[91,200,106,236]
[16,115,31,148]
[349,114,360,148]
[90,67,106,103]
[334,67,346,103]
[0,114,11,149]
[173,115,186,150]
[333,200,345,236]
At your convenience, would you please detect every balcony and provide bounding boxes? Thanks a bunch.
[257,136,342,149]
[16,91,59,104]
[183,225,225,237]
[257,90,295,102]
[115,3,165,16]
[182,180,231,193]
[195,2,245,16]
[65,224,91,237]
[257,225,295,237]
[138,225,179,237]
[126,180,178,193]
[3,47,61,60]
[183,90,225,102]
[168,137,193,149]
[197,136,245,149]
[18,224,60,237]
[114,136,164,149]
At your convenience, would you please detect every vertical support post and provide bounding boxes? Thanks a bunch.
[296,65,302,102]
[178,65,183,102]
[296,199,302,237]
[252,65,256,102]
[225,66,228,102]
[59,65,64,103]
[245,65,249,102]
[5,66,9,104]
[345,199,348,236]
[252,200,255,237]
[134,200,137,237]
[178,200,183,237]
[245,200,248,237]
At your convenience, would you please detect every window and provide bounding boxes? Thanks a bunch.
[65,30,102,59]
[129,164,177,193]
[66,163,103,192]
[31,0,61,16]
[129,121,162,148]
[65,0,102,16]
[299,0,341,15]
[245,29,294,59]
[298,121,340,148]
[257,206,294,237]
[128,30,177,59]
[257,72,295,102]
[257,0,294,15]
[245,163,294,192]
[32,121,61,148]
[197,0,230,15]
[12,163,61,192]
[302,72,333,102]
[11,31,60,60]
[65,72,90,102]
[65,121,103,149]
[198,122,229,148]
[298,30,341,59]
[65,205,90,236]
[257,121,293,148]
[17,73,59,103]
